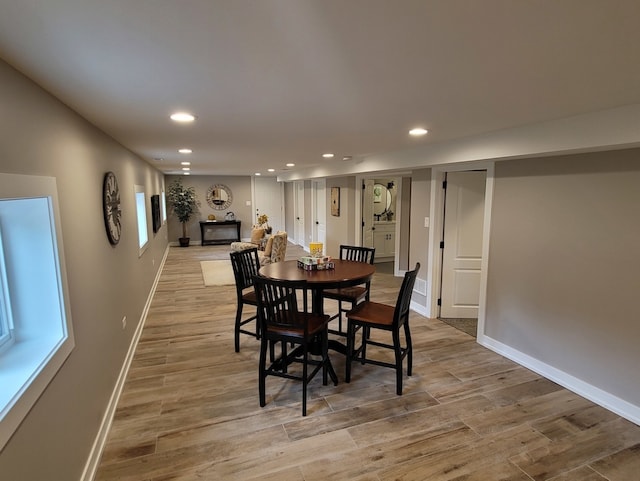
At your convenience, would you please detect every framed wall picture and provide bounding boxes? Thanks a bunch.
[331,187,340,216]
[151,194,161,233]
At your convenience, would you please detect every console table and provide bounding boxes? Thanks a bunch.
[199,220,241,245]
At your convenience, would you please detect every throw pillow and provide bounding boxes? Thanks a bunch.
[250,227,265,244]
[263,236,274,256]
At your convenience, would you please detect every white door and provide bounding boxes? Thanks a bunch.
[362,179,374,248]
[440,171,486,319]
[253,176,283,232]
[312,179,326,253]
[294,180,305,247]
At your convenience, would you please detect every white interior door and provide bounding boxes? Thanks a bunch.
[440,171,486,318]
[312,179,326,252]
[362,179,374,248]
[253,176,283,232]
[294,180,305,246]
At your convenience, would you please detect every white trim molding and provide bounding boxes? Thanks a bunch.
[480,334,640,427]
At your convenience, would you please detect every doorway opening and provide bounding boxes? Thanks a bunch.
[427,164,494,340]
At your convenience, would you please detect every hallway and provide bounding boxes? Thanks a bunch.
[94,246,640,480]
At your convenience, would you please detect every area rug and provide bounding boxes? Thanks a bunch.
[438,318,478,338]
[200,260,235,286]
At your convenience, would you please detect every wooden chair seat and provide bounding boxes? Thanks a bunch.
[323,285,368,303]
[346,301,395,327]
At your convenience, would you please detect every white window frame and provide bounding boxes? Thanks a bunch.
[0,173,75,451]
[134,184,149,256]
[0,226,14,353]
[161,189,167,225]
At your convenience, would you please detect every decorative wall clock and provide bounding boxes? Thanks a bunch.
[103,171,122,245]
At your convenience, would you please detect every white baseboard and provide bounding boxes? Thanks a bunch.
[80,245,170,481]
[479,334,640,426]
[410,299,429,318]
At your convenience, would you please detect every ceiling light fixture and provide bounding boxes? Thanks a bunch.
[182,167,190,171]
[178,148,192,154]
[409,127,428,136]
[255,172,261,176]
[180,161,191,166]
[267,168,275,172]
[286,163,295,167]
[342,156,352,161]
[322,153,334,158]
[170,112,195,122]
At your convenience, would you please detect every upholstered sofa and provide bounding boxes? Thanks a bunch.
[231,230,287,266]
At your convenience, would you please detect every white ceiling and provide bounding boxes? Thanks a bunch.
[1,0,639,177]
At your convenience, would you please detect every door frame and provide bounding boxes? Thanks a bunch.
[310,179,326,253]
[355,173,405,275]
[426,161,494,342]
[293,180,305,247]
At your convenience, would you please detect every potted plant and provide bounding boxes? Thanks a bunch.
[256,212,272,234]
[167,178,199,247]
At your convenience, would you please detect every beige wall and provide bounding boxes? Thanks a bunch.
[324,176,357,257]
[486,149,640,407]
[0,60,167,479]
[165,174,253,242]
[409,168,431,299]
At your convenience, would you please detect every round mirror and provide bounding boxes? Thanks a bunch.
[373,183,391,216]
[206,184,233,210]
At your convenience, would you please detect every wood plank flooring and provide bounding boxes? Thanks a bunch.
[94,245,640,480]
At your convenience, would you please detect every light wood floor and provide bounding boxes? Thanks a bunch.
[94,245,640,481]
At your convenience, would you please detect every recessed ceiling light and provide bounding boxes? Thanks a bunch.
[180,161,191,166]
[183,172,191,175]
[267,168,275,172]
[342,156,352,161]
[255,172,261,176]
[409,127,428,136]
[286,163,295,167]
[182,167,190,171]
[178,148,192,154]
[322,153,334,158]
[170,112,195,122]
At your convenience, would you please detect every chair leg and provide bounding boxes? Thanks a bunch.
[345,321,354,383]
[234,303,243,353]
[302,345,308,416]
[258,337,267,407]
[322,330,328,386]
[361,326,369,364]
[393,328,403,395]
[404,321,413,377]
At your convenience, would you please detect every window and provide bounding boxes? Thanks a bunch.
[134,185,148,256]
[0,227,14,354]
[0,173,75,450]
[161,189,167,224]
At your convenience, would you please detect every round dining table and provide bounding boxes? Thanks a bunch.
[258,259,376,315]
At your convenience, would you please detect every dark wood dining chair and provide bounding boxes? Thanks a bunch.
[322,245,375,336]
[253,275,336,416]
[345,262,420,395]
[229,247,261,353]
